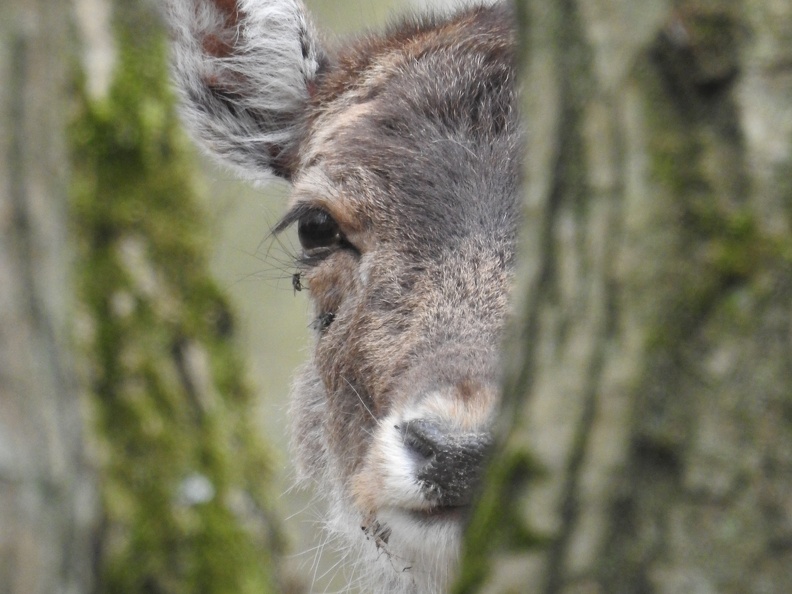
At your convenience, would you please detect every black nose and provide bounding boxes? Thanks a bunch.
[401,419,492,508]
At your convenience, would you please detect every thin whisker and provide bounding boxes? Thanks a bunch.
[342,376,377,424]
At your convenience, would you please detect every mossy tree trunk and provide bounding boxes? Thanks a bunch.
[0,0,98,593]
[71,1,287,593]
[460,0,792,592]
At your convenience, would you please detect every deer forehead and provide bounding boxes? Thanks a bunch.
[284,14,519,242]
[290,107,519,255]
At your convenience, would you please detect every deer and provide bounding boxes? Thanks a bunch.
[163,0,520,591]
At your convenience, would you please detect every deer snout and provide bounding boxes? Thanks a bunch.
[351,379,498,519]
[401,419,492,508]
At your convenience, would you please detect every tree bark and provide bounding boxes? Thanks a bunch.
[460,0,792,592]
[0,1,98,593]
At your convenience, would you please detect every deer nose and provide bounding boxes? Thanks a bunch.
[401,419,493,508]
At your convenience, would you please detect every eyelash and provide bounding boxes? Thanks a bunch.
[275,206,358,262]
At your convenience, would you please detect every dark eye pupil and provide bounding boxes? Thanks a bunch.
[298,210,341,251]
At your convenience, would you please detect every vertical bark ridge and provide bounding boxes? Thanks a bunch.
[539,0,604,591]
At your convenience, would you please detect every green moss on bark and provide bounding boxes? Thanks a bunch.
[70,12,281,594]
[454,449,546,594]
[640,4,792,353]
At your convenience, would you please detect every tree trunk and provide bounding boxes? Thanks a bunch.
[460,0,792,592]
[71,1,287,592]
[0,1,98,593]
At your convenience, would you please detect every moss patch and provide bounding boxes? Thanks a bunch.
[641,4,792,354]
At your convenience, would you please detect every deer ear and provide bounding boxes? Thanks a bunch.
[164,0,321,181]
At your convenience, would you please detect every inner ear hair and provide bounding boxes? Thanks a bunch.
[164,0,323,182]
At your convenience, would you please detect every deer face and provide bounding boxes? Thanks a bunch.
[165,1,519,591]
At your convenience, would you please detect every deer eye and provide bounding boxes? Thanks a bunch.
[297,209,342,252]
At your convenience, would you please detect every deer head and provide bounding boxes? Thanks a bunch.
[164,1,519,591]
